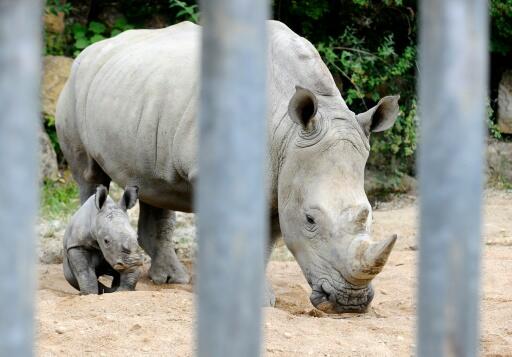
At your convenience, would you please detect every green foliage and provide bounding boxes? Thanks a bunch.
[46,0,72,16]
[44,0,70,56]
[490,0,512,55]
[44,31,67,56]
[71,19,134,56]
[487,99,502,140]
[40,179,79,219]
[317,34,417,172]
[71,21,105,56]
[169,0,199,23]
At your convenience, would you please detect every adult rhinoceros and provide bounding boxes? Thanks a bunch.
[56,20,399,313]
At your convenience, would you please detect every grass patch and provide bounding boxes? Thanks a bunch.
[40,178,79,220]
[488,173,512,191]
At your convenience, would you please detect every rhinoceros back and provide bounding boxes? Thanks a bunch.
[57,22,200,205]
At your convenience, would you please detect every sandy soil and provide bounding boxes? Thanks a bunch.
[37,190,512,356]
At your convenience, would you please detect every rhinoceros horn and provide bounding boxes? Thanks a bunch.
[348,234,397,283]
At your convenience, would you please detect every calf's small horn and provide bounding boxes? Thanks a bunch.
[349,234,397,282]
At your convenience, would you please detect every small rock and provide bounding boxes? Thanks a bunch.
[283,332,292,339]
[397,335,404,341]
[42,56,74,117]
[55,326,65,334]
[307,308,326,318]
[130,324,142,331]
[44,10,65,34]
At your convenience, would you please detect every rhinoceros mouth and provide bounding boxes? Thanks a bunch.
[114,254,144,271]
[309,279,374,313]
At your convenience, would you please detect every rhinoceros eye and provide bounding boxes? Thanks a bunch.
[104,238,111,245]
[306,214,316,225]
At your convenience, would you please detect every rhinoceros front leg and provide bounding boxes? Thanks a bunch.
[66,248,101,295]
[116,269,141,291]
[138,201,190,284]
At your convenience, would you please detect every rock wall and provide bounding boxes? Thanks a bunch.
[498,71,512,134]
[42,56,74,118]
[488,140,512,183]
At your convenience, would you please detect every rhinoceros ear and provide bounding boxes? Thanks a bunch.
[356,95,400,137]
[95,185,108,211]
[119,186,138,211]
[288,86,318,131]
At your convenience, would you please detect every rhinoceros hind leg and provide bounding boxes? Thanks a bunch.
[138,201,190,284]
[75,156,111,204]
[60,133,110,204]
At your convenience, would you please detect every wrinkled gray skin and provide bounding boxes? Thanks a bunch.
[56,21,399,312]
[63,185,144,294]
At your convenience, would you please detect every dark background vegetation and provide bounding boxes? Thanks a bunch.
[45,0,512,179]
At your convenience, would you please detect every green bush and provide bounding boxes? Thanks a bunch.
[46,0,72,16]
[490,0,512,55]
[71,19,135,56]
[169,0,199,23]
[40,179,79,219]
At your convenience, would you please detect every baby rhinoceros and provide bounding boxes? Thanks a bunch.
[63,185,144,294]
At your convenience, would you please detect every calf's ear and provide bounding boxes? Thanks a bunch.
[288,86,318,132]
[95,185,108,211]
[356,95,400,136]
[120,186,138,211]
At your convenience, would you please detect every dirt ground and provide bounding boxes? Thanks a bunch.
[37,190,512,356]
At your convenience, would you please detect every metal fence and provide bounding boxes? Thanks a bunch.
[196,0,268,356]
[0,0,489,356]
[0,0,42,356]
[417,1,488,356]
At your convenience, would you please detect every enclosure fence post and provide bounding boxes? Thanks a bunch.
[417,0,488,356]
[196,0,268,356]
[0,1,42,356]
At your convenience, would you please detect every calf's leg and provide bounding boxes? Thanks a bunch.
[138,201,190,284]
[66,248,101,295]
[117,269,141,291]
[63,255,79,291]
[95,259,121,293]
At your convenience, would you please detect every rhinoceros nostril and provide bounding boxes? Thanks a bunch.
[121,247,131,255]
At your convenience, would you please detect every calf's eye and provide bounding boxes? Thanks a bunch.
[104,238,110,245]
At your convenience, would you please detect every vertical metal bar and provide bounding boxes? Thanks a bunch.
[0,1,42,356]
[418,0,488,356]
[196,0,268,356]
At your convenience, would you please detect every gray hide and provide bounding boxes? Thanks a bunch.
[56,21,400,312]
[63,185,143,294]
